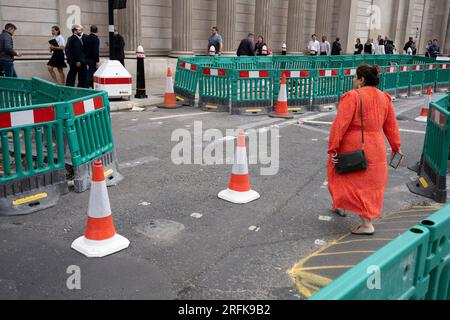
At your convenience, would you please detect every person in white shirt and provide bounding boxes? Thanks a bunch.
[320,36,331,56]
[308,34,320,56]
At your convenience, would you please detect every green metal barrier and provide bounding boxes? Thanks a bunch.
[383,65,398,99]
[407,95,450,203]
[423,63,438,93]
[231,69,273,115]
[397,65,412,97]
[273,69,315,114]
[342,67,357,94]
[410,64,425,96]
[174,59,200,107]
[198,67,232,112]
[309,226,431,300]
[436,63,450,92]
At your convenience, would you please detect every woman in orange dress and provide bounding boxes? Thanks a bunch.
[328,65,402,235]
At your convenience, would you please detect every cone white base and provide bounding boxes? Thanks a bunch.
[415,116,428,123]
[218,189,260,204]
[71,234,130,258]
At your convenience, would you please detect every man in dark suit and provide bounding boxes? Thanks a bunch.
[84,25,100,88]
[65,24,87,87]
[112,29,125,66]
[237,33,255,57]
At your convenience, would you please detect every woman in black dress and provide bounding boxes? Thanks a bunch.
[354,38,363,54]
[47,26,67,85]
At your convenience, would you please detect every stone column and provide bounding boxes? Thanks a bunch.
[170,0,194,57]
[117,0,142,53]
[315,0,334,38]
[440,0,450,52]
[418,0,432,55]
[254,0,272,47]
[286,0,306,54]
[217,0,236,55]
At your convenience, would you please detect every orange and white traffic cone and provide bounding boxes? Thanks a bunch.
[218,132,260,204]
[415,86,432,123]
[71,161,130,258]
[158,68,182,109]
[270,73,294,119]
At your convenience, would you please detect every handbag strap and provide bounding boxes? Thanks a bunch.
[356,90,365,146]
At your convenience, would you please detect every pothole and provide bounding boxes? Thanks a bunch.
[136,219,185,243]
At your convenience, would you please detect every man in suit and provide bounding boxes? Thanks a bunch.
[84,25,100,88]
[237,33,255,56]
[111,28,125,66]
[65,24,87,87]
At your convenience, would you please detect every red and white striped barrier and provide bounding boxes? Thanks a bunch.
[180,61,197,72]
[440,64,450,69]
[203,68,227,76]
[319,70,338,77]
[413,65,423,71]
[386,67,397,73]
[239,71,270,78]
[0,107,55,129]
[72,97,104,116]
[400,66,410,72]
[431,108,446,128]
[426,64,436,70]
[344,69,357,76]
[282,71,310,78]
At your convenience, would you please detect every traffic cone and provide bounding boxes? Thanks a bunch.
[270,73,294,119]
[71,161,130,258]
[158,68,182,109]
[415,86,432,123]
[218,132,260,204]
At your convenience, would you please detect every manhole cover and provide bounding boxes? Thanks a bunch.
[136,219,185,243]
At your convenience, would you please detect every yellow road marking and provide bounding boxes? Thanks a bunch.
[289,108,303,111]
[104,169,114,177]
[246,109,262,113]
[176,96,185,101]
[13,193,47,206]
[294,265,355,272]
[206,105,218,109]
[419,177,429,189]
[382,214,433,221]
[314,251,375,257]
[335,238,394,245]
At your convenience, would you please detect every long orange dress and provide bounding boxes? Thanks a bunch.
[328,87,401,219]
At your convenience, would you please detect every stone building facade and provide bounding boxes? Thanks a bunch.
[0,0,449,77]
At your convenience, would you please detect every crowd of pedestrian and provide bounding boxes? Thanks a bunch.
[0,23,126,88]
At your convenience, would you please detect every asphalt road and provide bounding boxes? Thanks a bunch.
[0,94,441,300]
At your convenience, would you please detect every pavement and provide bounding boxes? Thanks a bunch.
[0,92,445,300]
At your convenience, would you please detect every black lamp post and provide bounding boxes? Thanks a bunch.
[108,0,127,59]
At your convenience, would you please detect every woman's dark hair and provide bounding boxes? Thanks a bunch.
[356,64,381,87]
[52,26,61,35]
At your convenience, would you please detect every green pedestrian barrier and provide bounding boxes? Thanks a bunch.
[436,62,450,92]
[410,64,425,96]
[309,226,431,300]
[420,206,450,300]
[273,69,315,114]
[0,101,68,216]
[64,92,122,193]
[383,65,398,99]
[407,95,450,203]
[231,69,273,115]
[312,68,342,111]
[397,64,412,98]
[198,67,232,112]
[174,59,200,107]
[342,67,358,94]
[423,63,438,94]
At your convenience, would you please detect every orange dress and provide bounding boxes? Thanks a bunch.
[327,87,401,219]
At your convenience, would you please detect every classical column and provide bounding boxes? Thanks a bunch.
[170,0,194,57]
[418,0,432,55]
[117,0,142,53]
[217,0,237,55]
[286,0,305,54]
[315,0,334,38]
[254,0,272,46]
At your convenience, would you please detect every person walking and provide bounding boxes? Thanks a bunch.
[328,65,402,235]
[0,23,22,78]
[384,37,395,54]
[112,28,125,66]
[403,37,414,54]
[320,36,331,56]
[47,26,67,84]
[237,33,255,56]
[208,27,223,56]
[374,38,385,55]
[84,25,100,88]
[331,38,342,55]
[255,35,268,56]
[65,24,87,87]
[407,42,417,55]
[308,34,320,56]
[354,38,363,55]
[425,40,432,57]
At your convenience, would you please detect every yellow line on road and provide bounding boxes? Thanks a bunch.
[314,251,375,257]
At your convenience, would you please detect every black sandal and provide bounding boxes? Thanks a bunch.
[332,209,347,218]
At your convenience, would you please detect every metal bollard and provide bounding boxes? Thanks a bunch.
[135,45,148,99]
[209,45,216,56]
